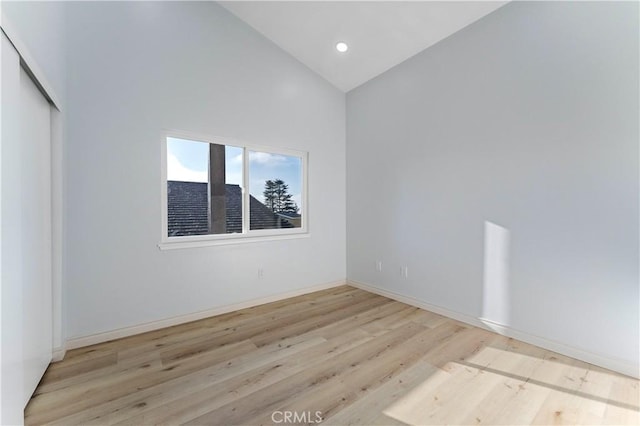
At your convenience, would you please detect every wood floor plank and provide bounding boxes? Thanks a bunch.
[153,290,377,359]
[39,350,118,383]
[35,350,161,396]
[359,306,421,335]
[24,286,640,426]
[603,378,640,425]
[249,295,390,347]
[49,335,332,426]
[245,322,464,426]
[323,360,438,426]
[531,359,603,425]
[26,339,258,424]
[74,300,421,425]
[184,322,428,425]
[116,287,367,362]
[66,286,357,361]
[113,329,375,425]
[302,300,410,340]
[457,344,559,425]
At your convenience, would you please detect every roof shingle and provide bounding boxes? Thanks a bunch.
[167,181,294,236]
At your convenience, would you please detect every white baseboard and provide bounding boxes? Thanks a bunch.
[476,317,639,379]
[51,346,66,363]
[65,280,346,351]
[348,280,639,379]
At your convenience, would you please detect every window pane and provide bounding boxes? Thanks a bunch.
[167,137,243,236]
[248,151,302,230]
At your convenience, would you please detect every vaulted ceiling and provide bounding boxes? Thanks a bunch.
[219,1,508,92]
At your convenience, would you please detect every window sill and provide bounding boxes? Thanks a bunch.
[158,232,310,250]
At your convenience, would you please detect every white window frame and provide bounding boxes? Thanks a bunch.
[159,130,309,250]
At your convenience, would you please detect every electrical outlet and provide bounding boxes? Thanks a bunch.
[376,260,383,272]
[258,268,264,279]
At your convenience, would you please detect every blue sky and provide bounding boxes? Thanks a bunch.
[167,137,302,208]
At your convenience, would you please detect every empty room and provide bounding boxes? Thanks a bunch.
[1,0,638,424]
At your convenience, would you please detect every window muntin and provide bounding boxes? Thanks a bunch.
[163,133,307,244]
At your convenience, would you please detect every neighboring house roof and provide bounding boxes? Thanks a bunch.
[276,211,301,219]
[167,181,294,236]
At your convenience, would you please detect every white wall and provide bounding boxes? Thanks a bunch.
[347,1,639,375]
[64,1,345,339]
[5,0,636,379]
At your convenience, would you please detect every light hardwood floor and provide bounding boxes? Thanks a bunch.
[25,286,639,425]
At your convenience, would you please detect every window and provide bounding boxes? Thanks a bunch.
[248,151,303,231]
[161,132,307,248]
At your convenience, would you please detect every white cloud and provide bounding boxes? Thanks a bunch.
[226,170,243,186]
[167,152,207,183]
[250,152,288,166]
[230,153,243,165]
[167,152,244,186]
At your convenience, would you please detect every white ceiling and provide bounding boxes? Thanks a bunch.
[219,1,508,92]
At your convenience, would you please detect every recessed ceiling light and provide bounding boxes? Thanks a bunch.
[336,42,349,53]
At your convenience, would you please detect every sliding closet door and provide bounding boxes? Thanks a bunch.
[1,31,26,424]
[19,64,53,406]
[0,31,53,420]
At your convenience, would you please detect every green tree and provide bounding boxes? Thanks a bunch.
[263,179,298,213]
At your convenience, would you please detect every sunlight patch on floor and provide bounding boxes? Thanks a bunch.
[382,345,640,425]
